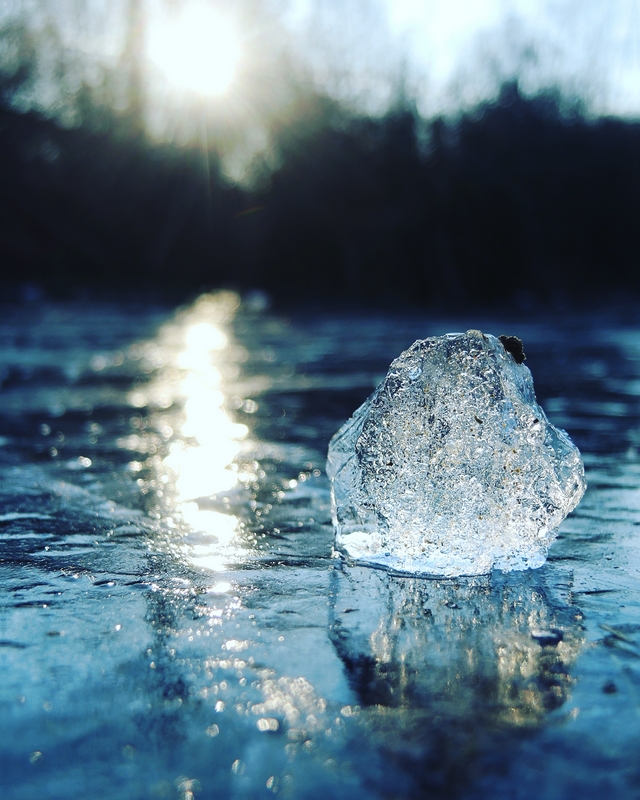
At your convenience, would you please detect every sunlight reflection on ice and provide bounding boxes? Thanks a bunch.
[120,294,340,765]
[123,292,252,572]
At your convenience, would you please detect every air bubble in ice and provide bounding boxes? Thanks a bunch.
[326,330,586,576]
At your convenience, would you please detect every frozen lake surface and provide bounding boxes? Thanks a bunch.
[1,294,640,799]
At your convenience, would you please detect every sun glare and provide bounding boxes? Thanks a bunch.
[125,292,253,575]
[146,3,241,97]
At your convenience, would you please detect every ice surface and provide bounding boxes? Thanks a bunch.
[327,330,586,576]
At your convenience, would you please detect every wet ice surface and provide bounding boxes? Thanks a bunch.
[1,295,640,799]
[328,331,586,576]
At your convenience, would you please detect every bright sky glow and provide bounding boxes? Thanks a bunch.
[3,0,640,140]
[146,2,241,96]
[283,0,640,118]
[384,0,504,78]
[384,0,640,115]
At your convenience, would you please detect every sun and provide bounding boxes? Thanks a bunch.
[146,3,241,97]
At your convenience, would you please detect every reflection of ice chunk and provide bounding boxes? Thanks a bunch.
[329,566,582,726]
[327,330,586,576]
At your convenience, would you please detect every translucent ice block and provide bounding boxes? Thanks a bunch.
[327,330,586,576]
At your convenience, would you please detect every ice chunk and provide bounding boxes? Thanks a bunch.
[326,330,586,576]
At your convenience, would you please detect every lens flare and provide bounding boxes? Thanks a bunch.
[146,3,241,97]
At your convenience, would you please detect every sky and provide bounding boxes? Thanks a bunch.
[283,0,640,117]
[1,0,639,137]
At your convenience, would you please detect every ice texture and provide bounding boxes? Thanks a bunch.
[327,330,586,576]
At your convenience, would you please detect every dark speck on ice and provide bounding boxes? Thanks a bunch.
[499,334,527,364]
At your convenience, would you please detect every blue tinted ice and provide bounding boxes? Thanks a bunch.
[327,330,586,576]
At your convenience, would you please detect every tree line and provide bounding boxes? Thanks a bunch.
[1,79,639,308]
